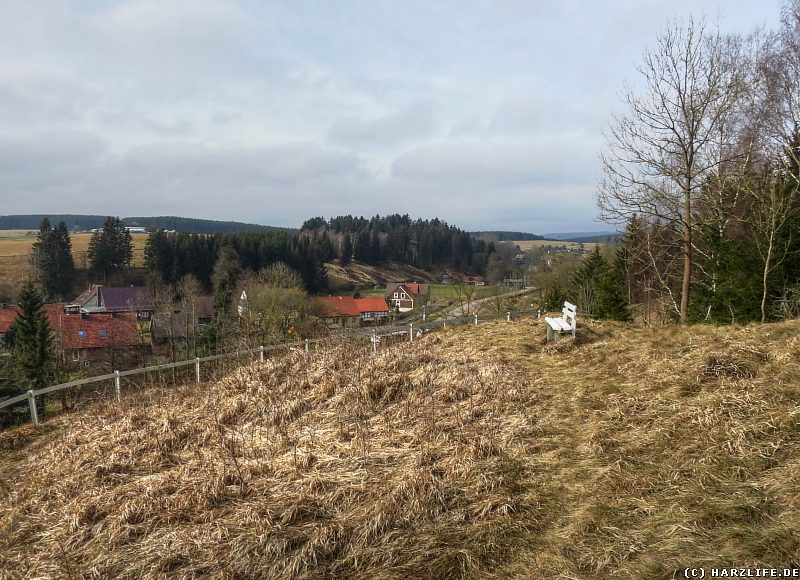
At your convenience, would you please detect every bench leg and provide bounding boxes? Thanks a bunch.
[547,327,562,342]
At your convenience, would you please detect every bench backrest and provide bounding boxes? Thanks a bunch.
[562,301,577,332]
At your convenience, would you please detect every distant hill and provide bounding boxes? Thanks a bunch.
[471,231,544,242]
[0,215,290,234]
[542,231,617,241]
[562,233,621,244]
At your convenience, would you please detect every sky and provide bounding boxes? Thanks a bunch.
[0,0,784,234]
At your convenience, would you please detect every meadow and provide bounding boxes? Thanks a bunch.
[1,318,797,577]
[0,231,149,292]
[512,239,599,251]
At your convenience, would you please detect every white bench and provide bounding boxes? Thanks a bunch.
[545,301,577,341]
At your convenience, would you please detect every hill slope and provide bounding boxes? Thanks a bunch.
[0,214,287,234]
[1,321,799,578]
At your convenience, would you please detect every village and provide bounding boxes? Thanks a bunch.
[0,277,492,374]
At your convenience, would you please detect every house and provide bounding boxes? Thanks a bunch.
[67,285,155,343]
[317,296,361,327]
[70,285,155,318]
[317,296,391,327]
[195,295,214,325]
[385,283,430,312]
[151,295,215,349]
[59,314,144,370]
[0,304,21,340]
[463,276,486,286]
[0,303,67,340]
[353,298,390,323]
[513,253,527,265]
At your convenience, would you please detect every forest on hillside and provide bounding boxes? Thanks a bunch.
[0,214,287,234]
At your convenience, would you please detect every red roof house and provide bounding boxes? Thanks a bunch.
[384,283,430,312]
[0,303,66,336]
[59,314,142,350]
[317,296,390,326]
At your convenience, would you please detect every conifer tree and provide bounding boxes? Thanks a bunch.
[88,217,133,281]
[31,219,75,300]
[52,221,75,300]
[340,233,353,266]
[595,254,632,321]
[9,281,53,391]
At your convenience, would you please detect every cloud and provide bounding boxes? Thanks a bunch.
[328,101,437,147]
[391,137,598,188]
[0,1,784,234]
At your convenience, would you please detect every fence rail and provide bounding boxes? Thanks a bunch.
[1,307,551,426]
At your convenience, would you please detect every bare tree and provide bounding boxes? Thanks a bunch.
[749,171,799,321]
[746,3,800,322]
[598,18,750,322]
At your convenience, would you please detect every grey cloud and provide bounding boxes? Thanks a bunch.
[0,137,374,226]
[328,101,437,147]
[391,138,598,188]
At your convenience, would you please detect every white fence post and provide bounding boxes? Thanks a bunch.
[114,370,121,402]
[195,358,201,383]
[305,339,309,352]
[409,323,413,342]
[474,314,478,325]
[259,345,265,362]
[507,311,511,322]
[27,390,38,426]
[537,309,541,319]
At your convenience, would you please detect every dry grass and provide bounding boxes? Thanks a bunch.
[513,239,599,251]
[325,261,435,291]
[0,232,148,291]
[1,320,799,578]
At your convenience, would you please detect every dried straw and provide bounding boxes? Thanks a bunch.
[1,319,799,578]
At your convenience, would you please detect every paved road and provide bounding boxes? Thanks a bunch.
[441,287,536,321]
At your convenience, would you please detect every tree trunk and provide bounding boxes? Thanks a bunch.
[761,231,774,323]
[680,190,692,323]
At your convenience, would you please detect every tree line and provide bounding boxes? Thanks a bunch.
[0,214,289,234]
[597,4,800,324]
[303,214,493,274]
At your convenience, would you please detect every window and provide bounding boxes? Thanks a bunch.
[84,361,91,368]
[393,292,398,298]
[98,329,107,337]
[78,330,86,339]
[72,351,79,362]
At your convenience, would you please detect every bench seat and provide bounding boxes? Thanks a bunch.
[544,301,577,341]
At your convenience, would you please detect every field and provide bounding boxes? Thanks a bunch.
[325,261,436,291]
[1,319,798,577]
[513,239,599,251]
[362,283,502,301]
[0,231,149,292]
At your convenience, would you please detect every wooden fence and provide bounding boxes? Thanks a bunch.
[1,308,545,427]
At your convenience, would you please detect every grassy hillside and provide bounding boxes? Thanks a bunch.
[325,260,436,290]
[1,320,799,578]
[513,239,600,251]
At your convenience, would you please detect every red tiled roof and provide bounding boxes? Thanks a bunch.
[354,298,389,314]
[0,306,20,334]
[317,296,360,317]
[59,314,142,349]
[0,304,65,334]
